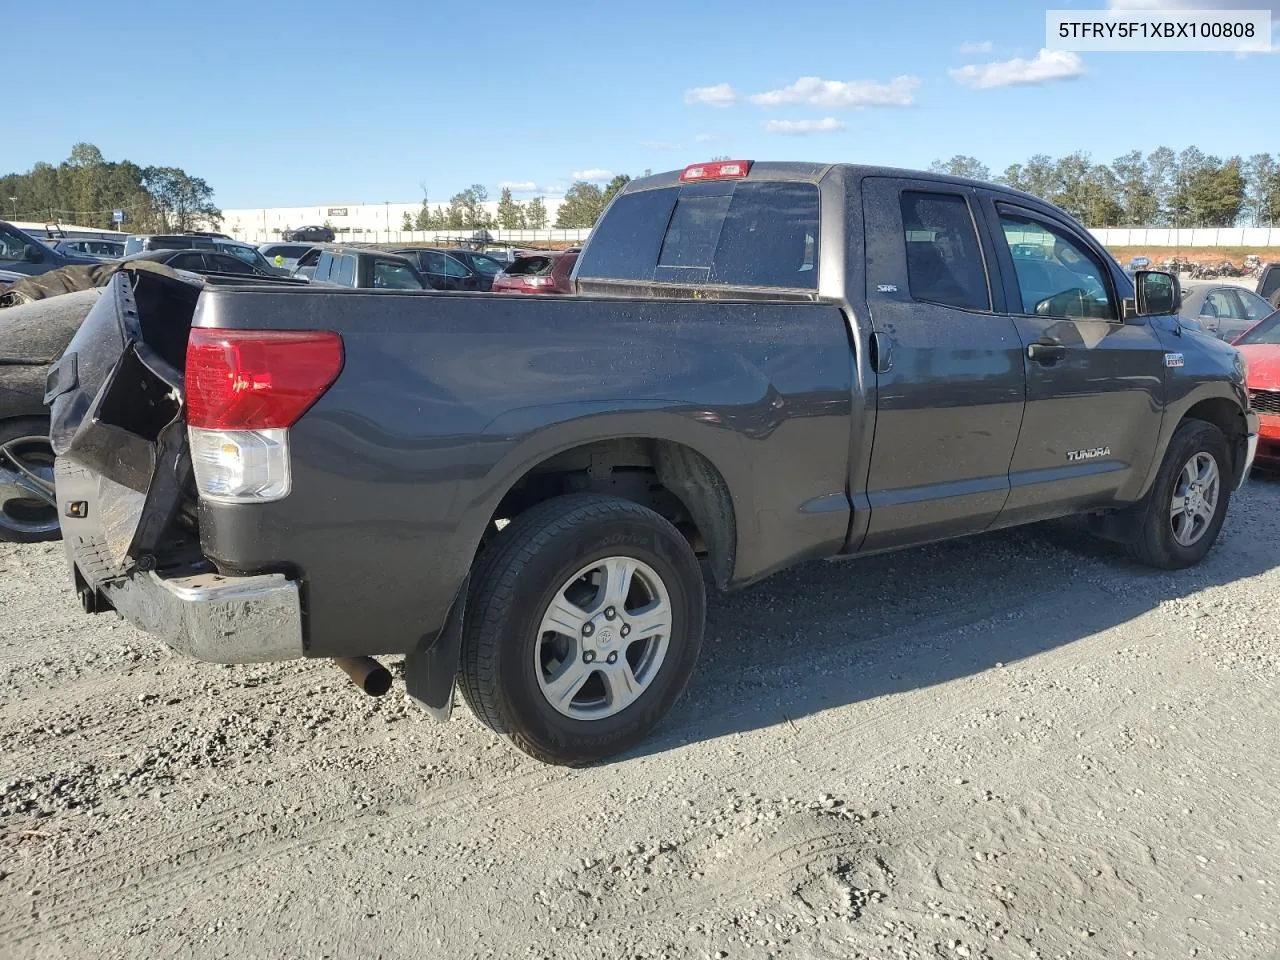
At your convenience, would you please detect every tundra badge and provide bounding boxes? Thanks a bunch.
[1067,447,1111,462]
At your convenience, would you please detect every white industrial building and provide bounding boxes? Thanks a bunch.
[221,198,573,245]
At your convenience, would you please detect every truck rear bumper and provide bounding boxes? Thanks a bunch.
[96,566,304,663]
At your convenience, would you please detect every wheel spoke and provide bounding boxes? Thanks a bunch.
[543,593,590,638]
[600,556,637,612]
[602,660,641,711]
[543,656,593,709]
[1181,459,1198,489]
[1172,510,1192,545]
[1197,457,1218,486]
[625,599,672,641]
[1170,495,1186,519]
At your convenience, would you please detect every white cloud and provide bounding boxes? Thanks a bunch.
[541,185,566,196]
[640,140,681,150]
[571,169,615,182]
[684,83,739,107]
[750,75,919,109]
[498,181,538,193]
[764,117,846,135]
[959,40,993,54]
[950,48,1085,89]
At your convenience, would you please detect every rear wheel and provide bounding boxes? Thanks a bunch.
[460,494,705,766]
[0,417,59,544]
[1126,419,1230,570]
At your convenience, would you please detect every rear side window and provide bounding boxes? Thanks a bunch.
[124,237,144,256]
[333,255,355,286]
[314,252,335,282]
[508,256,556,276]
[577,181,820,290]
[1262,269,1280,301]
[899,191,990,311]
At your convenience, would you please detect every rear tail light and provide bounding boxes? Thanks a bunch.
[523,276,553,287]
[680,159,751,182]
[185,329,343,503]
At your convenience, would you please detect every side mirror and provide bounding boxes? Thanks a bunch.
[23,244,45,263]
[1131,270,1181,317]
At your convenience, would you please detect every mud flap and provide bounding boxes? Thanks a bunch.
[403,575,468,722]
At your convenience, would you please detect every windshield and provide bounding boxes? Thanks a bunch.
[468,254,503,275]
[1236,310,1280,345]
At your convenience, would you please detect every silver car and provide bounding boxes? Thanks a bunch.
[1178,282,1275,342]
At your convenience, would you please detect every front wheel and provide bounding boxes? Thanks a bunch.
[460,494,706,766]
[1127,419,1231,570]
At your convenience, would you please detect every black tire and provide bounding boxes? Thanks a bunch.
[1126,419,1231,570]
[0,417,59,544]
[460,493,705,766]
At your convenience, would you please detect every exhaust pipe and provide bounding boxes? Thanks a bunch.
[333,656,392,697]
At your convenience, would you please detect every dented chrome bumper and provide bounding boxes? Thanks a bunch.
[98,567,304,663]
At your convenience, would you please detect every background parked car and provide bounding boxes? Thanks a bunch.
[309,247,426,289]
[259,242,316,273]
[52,238,124,260]
[281,225,335,243]
[121,248,280,277]
[491,251,578,295]
[123,233,288,276]
[1178,281,1275,342]
[1,220,101,277]
[1257,263,1280,308]
[391,247,498,291]
[1231,307,1280,468]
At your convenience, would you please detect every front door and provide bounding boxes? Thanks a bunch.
[858,178,1026,552]
[980,196,1167,526]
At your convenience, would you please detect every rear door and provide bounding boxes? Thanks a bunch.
[859,178,1025,551]
[980,195,1166,524]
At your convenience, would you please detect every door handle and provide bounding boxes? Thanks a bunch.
[870,331,893,374]
[1027,340,1066,365]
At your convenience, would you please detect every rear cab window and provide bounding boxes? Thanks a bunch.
[578,179,820,291]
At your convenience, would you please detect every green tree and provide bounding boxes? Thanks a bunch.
[141,166,221,232]
[1143,147,1178,225]
[496,187,526,229]
[554,181,605,228]
[446,184,493,229]
[929,155,991,182]
[1109,150,1157,226]
[603,174,631,205]
[996,163,1025,191]
[525,196,548,229]
[1243,154,1279,226]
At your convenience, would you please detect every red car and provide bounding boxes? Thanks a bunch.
[1233,308,1280,467]
[491,251,578,295]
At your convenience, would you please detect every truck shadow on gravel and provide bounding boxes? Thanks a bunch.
[632,480,1280,760]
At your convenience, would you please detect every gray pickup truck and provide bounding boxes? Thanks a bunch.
[47,160,1258,765]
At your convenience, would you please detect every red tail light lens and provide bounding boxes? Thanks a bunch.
[186,329,344,430]
[680,160,751,182]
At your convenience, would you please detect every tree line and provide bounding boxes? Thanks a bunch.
[1,143,221,232]
[930,148,1280,229]
[404,174,637,232]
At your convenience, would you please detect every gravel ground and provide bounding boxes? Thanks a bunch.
[2,478,1279,960]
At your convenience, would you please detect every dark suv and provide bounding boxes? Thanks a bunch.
[123,234,285,276]
[0,220,100,277]
[282,225,335,243]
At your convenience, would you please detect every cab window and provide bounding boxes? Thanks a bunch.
[996,207,1115,320]
[899,191,990,311]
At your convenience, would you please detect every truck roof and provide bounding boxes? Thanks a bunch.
[624,161,1053,211]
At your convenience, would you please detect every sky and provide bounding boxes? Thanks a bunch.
[3,0,1277,209]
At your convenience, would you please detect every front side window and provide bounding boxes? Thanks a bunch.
[439,255,470,279]
[1235,309,1280,344]
[1202,290,1240,320]
[0,226,29,261]
[469,254,503,276]
[373,261,423,289]
[997,208,1115,320]
[899,191,990,311]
